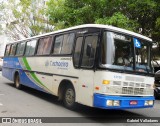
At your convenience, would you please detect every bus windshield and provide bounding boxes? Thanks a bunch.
[100,31,153,73]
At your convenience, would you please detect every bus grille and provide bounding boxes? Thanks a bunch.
[105,86,153,96]
[122,87,144,95]
[104,81,153,96]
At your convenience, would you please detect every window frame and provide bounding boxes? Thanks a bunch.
[52,32,75,56]
[36,36,54,56]
[98,30,154,75]
[73,33,99,69]
[60,33,75,55]
[73,36,84,67]
[52,35,64,55]
[9,43,17,56]
[4,44,11,57]
[80,34,99,69]
[15,42,26,56]
[25,39,38,56]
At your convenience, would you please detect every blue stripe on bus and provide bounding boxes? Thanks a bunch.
[93,93,154,109]
[2,57,20,81]
[2,57,48,93]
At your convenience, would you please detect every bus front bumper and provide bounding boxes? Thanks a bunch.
[93,94,154,109]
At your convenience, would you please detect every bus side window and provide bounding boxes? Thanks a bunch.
[25,40,37,56]
[43,37,53,55]
[81,35,98,67]
[37,39,44,55]
[29,40,37,55]
[73,37,83,67]
[25,41,31,56]
[53,35,63,54]
[5,45,11,56]
[61,33,75,54]
[16,42,25,56]
[10,44,17,56]
[37,37,53,55]
[53,33,75,55]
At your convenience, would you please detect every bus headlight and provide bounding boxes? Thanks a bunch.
[106,100,113,106]
[113,100,120,106]
[144,100,154,106]
[148,100,154,105]
[106,100,120,106]
[144,101,149,106]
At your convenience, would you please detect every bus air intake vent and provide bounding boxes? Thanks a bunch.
[113,81,121,86]
[123,82,128,87]
[125,76,144,82]
[122,87,144,95]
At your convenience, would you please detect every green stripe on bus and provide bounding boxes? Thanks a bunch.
[30,72,45,87]
[22,57,51,92]
[23,57,31,70]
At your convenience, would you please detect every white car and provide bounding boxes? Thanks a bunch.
[0,58,3,71]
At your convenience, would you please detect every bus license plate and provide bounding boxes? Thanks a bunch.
[130,100,138,105]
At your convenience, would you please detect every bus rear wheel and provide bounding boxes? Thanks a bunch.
[63,85,76,109]
[14,74,21,89]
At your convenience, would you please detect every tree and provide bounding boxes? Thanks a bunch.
[0,0,54,41]
[46,0,160,40]
[96,12,139,32]
[46,0,139,31]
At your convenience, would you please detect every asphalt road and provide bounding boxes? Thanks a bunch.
[0,71,160,126]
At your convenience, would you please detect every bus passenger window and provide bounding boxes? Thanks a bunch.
[25,42,31,55]
[61,33,75,54]
[53,35,63,54]
[73,37,83,67]
[5,45,11,56]
[43,37,53,55]
[10,44,17,56]
[37,39,44,55]
[37,37,53,55]
[25,40,37,56]
[16,42,25,56]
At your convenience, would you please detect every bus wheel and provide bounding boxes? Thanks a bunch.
[63,85,76,109]
[14,74,21,89]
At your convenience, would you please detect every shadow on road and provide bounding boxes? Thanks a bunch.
[5,82,146,123]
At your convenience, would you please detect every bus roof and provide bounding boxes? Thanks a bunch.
[9,24,152,44]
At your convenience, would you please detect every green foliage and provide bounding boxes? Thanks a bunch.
[1,0,160,43]
[96,12,139,31]
[46,0,160,44]
[47,0,110,28]
[156,18,160,28]
[46,0,140,30]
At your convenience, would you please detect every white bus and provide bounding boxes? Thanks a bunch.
[2,24,154,109]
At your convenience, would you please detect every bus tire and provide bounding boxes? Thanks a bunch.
[63,85,76,109]
[14,74,22,89]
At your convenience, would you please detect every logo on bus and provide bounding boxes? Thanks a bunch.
[133,38,141,48]
[45,60,68,68]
